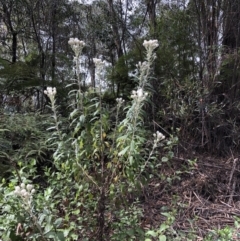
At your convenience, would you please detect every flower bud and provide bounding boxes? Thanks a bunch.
[137,88,143,98]
[26,184,33,191]
[20,189,27,196]
[15,186,21,192]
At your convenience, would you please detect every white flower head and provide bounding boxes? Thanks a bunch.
[13,183,35,203]
[136,61,148,69]
[154,131,165,143]
[93,58,106,90]
[143,39,159,51]
[153,131,165,148]
[68,38,85,57]
[131,88,148,102]
[44,87,57,101]
[116,97,125,107]
[93,58,105,70]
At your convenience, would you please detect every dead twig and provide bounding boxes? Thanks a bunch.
[228,158,238,204]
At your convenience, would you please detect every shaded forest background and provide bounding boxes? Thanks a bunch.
[0,0,240,155]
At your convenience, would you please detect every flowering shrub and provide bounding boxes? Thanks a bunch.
[0,39,168,241]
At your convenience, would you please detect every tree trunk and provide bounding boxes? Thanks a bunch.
[51,1,57,83]
[145,0,157,36]
[222,0,240,101]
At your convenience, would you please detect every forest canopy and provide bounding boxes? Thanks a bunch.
[0,0,239,154]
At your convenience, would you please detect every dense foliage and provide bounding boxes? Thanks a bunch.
[1,0,240,240]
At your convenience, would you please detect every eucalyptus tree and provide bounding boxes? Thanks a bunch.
[181,0,222,149]
[145,0,159,36]
[221,0,240,101]
[0,0,30,63]
[67,0,139,95]
[23,0,67,83]
[163,0,240,154]
[214,0,240,152]
[0,0,41,96]
[0,0,76,111]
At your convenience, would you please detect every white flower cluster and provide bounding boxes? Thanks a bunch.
[93,58,105,70]
[44,87,56,97]
[44,87,57,103]
[14,183,35,202]
[143,39,159,51]
[136,60,148,69]
[68,38,85,57]
[153,131,165,143]
[116,97,125,107]
[93,58,106,92]
[131,88,148,102]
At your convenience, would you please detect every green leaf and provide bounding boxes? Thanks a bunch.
[70,109,79,119]
[145,239,152,241]
[54,218,63,228]
[159,235,167,241]
[130,140,135,151]
[159,223,169,233]
[0,129,10,132]
[47,126,57,131]
[44,223,53,234]
[118,146,129,156]
[38,213,46,225]
[56,231,65,241]
[162,157,168,162]
[129,155,133,165]
[63,229,70,237]
[146,230,157,237]
[45,231,65,241]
